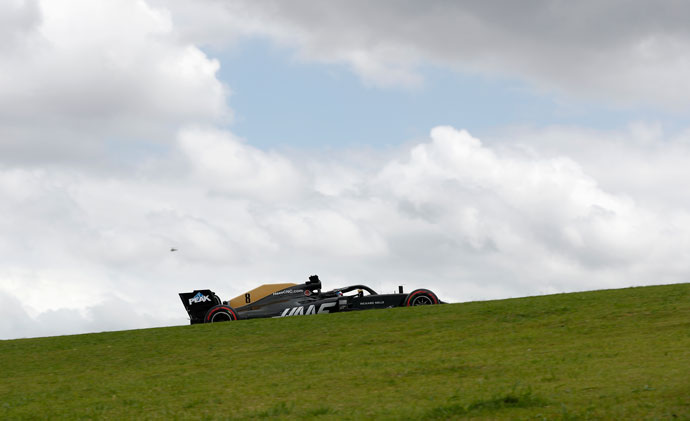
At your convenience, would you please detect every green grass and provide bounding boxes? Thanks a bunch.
[1,283,689,420]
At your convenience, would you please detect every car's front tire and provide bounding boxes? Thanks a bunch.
[204,305,238,323]
[404,289,439,306]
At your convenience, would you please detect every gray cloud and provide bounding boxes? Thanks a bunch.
[0,0,40,53]
[158,0,690,107]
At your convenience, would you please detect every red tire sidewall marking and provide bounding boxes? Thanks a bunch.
[406,290,438,306]
[206,306,237,322]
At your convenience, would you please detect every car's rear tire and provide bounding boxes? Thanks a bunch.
[404,289,439,306]
[204,305,238,323]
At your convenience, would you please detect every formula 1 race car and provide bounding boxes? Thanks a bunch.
[179,275,442,323]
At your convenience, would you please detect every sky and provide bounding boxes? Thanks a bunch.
[2,0,690,339]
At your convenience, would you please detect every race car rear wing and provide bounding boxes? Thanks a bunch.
[179,290,221,324]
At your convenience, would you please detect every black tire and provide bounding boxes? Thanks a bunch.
[404,289,439,306]
[204,305,238,323]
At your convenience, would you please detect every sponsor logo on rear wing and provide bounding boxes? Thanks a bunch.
[188,292,211,305]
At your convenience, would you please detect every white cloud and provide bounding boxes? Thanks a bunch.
[178,127,305,201]
[2,1,690,340]
[0,289,178,339]
[0,0,229,164]
[2,124,690,339]
[372,127,668,279]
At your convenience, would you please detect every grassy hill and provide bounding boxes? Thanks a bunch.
[1,283,689,420]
